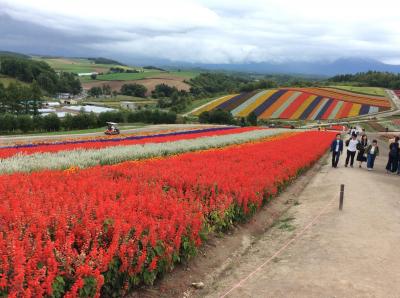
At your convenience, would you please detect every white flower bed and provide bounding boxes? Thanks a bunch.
[0,129,291,174]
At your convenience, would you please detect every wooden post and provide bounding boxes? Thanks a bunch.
[339,184,344,210]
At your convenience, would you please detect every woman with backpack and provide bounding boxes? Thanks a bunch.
[386,136,399,174]
[356,134,368,168]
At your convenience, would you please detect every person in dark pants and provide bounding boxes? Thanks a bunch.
[386,136,399,174]
[366,140,379,171]
[356,134,368,168]
[330,133,343,168]
[345,133,359,168]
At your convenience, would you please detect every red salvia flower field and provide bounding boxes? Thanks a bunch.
[0,131,335,297]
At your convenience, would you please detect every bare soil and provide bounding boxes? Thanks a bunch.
[82,74,190,95]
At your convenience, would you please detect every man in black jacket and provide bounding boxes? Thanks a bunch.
[330,133,343,168]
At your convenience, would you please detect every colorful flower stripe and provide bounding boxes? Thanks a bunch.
[216,91,259,111]
[0,127,246,159]
[231,90,269,116]
[253,89,288,116]
[0,128,289,174]
[0,131,335,297]
[278,91,310,119]
[0,126,211,148]
[193,94,239,116]
[194,88,391,121]
[235,89,277,117]
[259,90,294,119]
[301,87,390,107]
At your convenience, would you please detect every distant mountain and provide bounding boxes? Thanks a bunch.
[2,50,400,76]
[178,58,400,76]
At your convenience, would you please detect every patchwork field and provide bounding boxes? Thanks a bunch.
[193,87,391,120]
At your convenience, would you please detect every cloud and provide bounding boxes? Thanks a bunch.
[1,0,400,64]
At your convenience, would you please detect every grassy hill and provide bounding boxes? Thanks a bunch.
[328,85,386,97]
[0,51,30,59]
[32,57,139,74]
[0,74,29,87]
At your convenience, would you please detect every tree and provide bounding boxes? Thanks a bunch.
[42,114,61,131]
[151,84,178,98]
[198,111,210,124]
[30,81,43,114]
[120,83,147,97]
[246,111,258,126]
[90,73,97,80]
[17,115,33,132]
[199,109,234,124]
[88,87,103,98]
[102,84,112,95]
[0,113,17,132]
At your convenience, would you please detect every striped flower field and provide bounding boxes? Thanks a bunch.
[193,87,391,120]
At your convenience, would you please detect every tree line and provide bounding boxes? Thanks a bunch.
[329,71,400,89]
[88,83,148,98]
[0,109,177,134]
[0,56,82,95]
[0,81,42,114]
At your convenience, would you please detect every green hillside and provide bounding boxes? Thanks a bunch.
[329,85,386,97]
[0,75,29,87]
[32,57,141,74]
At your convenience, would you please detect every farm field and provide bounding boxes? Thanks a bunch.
[81,71,199,82]
[329,85,386,97]
[193,87,392,120]
[32,57,139,74]
[82,75,191,95]
[0,125,335,296]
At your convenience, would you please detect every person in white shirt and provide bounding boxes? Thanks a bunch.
[345,133,359,168]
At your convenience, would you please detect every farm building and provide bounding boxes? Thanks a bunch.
[78,72,98,77]
[57,93,71,99]
[44,102,61,107]
[65,105,116,114]
[120,101,136,110]
[41,112,69,118]
[60,99,78,105]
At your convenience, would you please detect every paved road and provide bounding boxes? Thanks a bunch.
[203,134,400,298]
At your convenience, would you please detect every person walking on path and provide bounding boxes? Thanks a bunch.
[345,133,359,168]
[366,140,379,171]
[330,133,343,168]
[386,136,399,174]
[356,134,368,168]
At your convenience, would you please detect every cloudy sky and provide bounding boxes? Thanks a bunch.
[1,0,400,64]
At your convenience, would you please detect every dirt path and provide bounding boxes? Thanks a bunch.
[197,134,400,298]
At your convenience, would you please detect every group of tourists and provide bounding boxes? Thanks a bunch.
[330,126,383,172]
